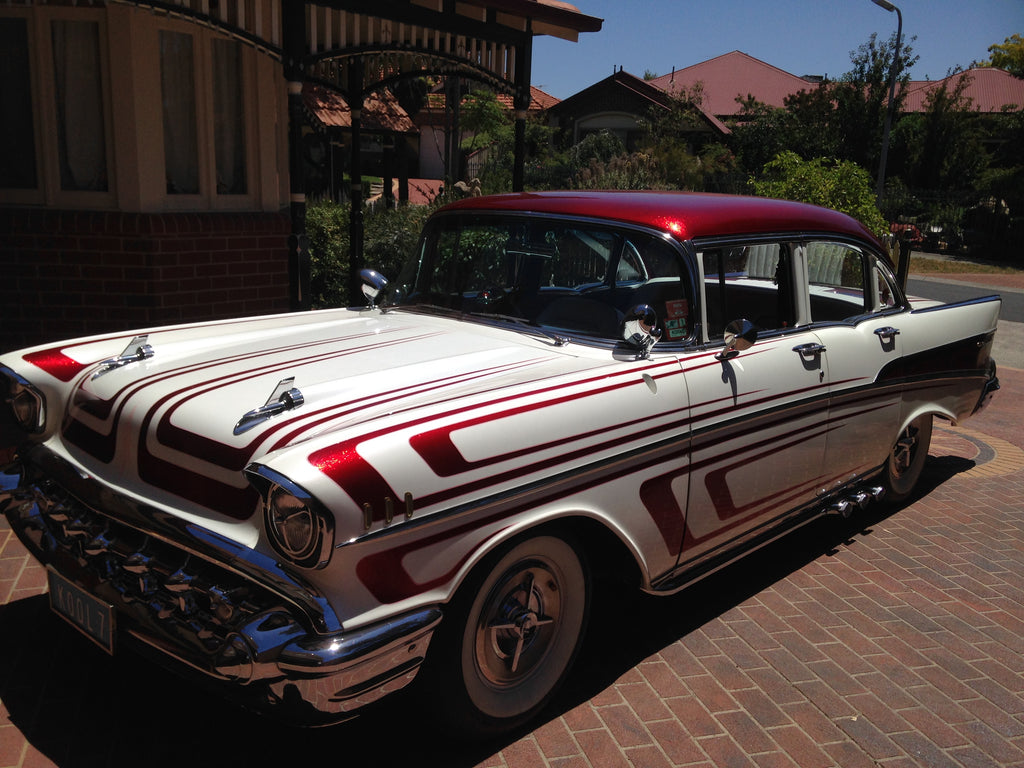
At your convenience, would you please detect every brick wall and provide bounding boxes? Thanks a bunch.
[0,209,292,353]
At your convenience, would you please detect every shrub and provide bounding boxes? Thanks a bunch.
[750,151,887,237]
[306,201,434,308]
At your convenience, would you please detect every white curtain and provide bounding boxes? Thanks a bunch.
[160,31,199,194]
[212,38,247,195]
[52,20,107,192]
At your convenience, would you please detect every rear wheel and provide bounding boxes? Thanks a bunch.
[435,533,590,735]
[884,414,933,503]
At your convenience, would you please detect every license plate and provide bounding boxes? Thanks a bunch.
[48,568,115,655]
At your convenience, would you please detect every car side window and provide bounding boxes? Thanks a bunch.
[701,242,795,340]
[806,242,876,322]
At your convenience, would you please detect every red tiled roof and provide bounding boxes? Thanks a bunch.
[648,52,1024,118]
[648,51,818,116]
[303,83,417,133]
[495,85,561,111]
[901,67,1024,113]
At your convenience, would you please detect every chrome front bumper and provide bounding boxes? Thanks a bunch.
[1,446,441,726]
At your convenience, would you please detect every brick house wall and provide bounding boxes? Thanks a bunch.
[0,209,291,353]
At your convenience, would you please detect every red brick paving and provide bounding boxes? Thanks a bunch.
[2,370,1024,767]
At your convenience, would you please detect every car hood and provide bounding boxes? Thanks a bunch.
[22,308,595,533]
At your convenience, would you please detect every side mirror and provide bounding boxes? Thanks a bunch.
[360,269,389,309]
[623,304,661,359]
[716,319,758,360]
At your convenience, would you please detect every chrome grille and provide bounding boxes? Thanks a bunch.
[8,478,288,664]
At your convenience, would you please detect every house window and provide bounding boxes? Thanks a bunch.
[160,30,199,194]
[52,20,107,192]
[0,17,37,190]
[212,38,246,195]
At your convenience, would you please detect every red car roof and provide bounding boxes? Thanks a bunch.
[438,191,882,248]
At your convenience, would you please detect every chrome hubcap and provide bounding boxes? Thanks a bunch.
[893,426,918,476]
[478,567,559,684]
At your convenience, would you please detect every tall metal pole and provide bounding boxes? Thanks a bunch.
[872,0,902,206]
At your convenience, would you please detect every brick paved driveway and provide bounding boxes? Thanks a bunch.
[3,369,1023,768]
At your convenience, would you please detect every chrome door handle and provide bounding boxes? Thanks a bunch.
[874,326,900,338]
[793,342,826,356]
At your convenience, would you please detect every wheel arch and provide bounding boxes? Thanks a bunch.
[445,512,648,610]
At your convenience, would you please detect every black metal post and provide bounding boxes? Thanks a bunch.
[283,0,309,311]
[348,58,365,306]
[512,27,532,192]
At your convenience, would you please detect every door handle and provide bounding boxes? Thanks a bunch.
[874,326,900,338]
[793,342,826,356]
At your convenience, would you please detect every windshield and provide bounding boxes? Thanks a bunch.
[388,214,693,342]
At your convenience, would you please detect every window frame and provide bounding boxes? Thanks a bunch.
[801,239,908,326]
[0,7,117,208]
[156,20,258,211]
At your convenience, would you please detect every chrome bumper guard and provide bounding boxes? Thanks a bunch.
[973,361,1000,415]
[1,446,441,726]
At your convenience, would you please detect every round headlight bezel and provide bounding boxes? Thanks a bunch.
[262,478,335,570]
[1,366,46,434]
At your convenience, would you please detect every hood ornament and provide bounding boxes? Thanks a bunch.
[234,378,305,435]
[92,335,155,380]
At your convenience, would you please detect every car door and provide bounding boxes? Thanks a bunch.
[800,242,905,488]
[677,241,830,569]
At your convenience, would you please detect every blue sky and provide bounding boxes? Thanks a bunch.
[531,0,1024,100]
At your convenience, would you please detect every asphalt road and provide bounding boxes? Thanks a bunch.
[907,276,1024,323]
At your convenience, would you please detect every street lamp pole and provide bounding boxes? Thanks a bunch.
[872,0,903,205]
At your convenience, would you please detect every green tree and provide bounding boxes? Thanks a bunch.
[460,88,509,156]
[905,69,988,190]
[983,34,1024,78]
[638,87,739,189]
[750,151,887,236]
[825,32,917,171]
[728,97,792,175]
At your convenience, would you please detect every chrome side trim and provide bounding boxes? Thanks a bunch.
[909,294,1001,315]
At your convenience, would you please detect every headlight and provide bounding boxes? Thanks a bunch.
[1,366,46,433]
[256,471,334,570]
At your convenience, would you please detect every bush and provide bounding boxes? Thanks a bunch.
[306,201,434,308]
[750,151,887,237]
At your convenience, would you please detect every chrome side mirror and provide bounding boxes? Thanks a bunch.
[360,269,389,309]
[623,304,661,359]
[716,319,758,360]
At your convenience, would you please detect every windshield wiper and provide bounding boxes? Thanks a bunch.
[467,312,570,347]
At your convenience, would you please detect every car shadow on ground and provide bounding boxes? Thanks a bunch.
[0,453,976,767]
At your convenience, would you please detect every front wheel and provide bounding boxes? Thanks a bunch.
[884,414,933,503]
[434,533,590,735]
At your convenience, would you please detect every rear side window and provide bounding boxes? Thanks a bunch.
[804,242,903,322]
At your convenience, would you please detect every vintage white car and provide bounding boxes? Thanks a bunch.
[1,191,1001,733]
